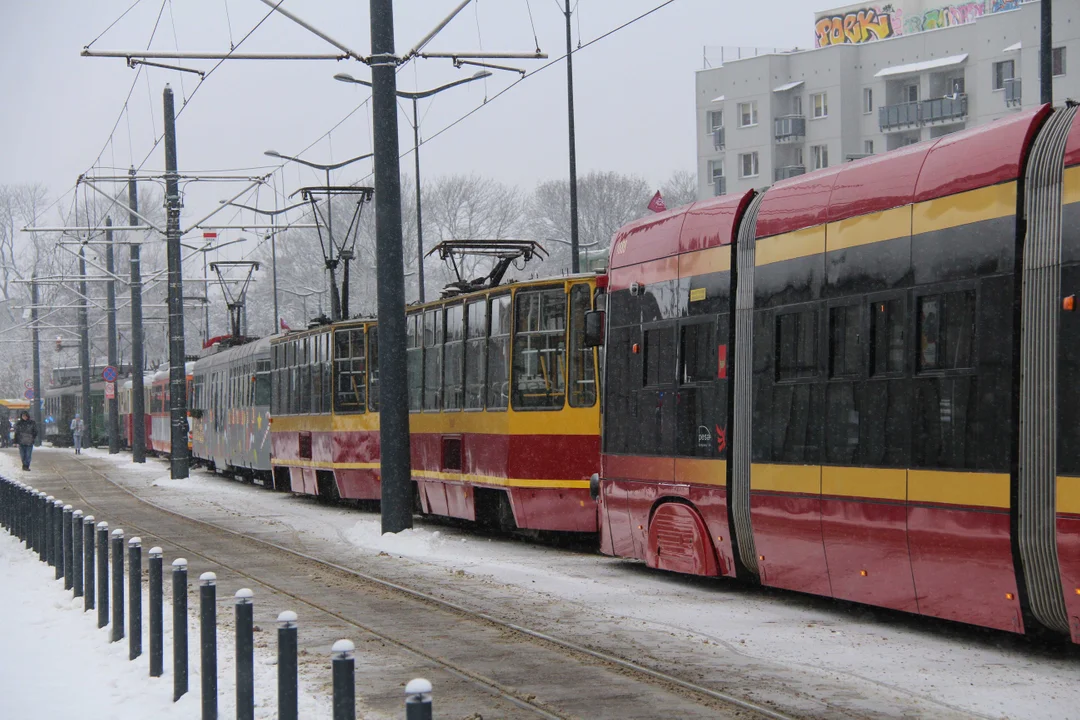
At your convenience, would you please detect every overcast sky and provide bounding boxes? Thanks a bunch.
[0,0,813,227]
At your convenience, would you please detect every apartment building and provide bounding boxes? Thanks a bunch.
[696,0,1080,199]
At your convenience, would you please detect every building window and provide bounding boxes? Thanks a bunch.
[776,309,818,381]
[812,144,829,170]
[792,94,803,116]
[949,76,965,96]
[864,139,874,155]
[709,160,724,182]
[707,109,723,133]
[739,152,759,178]
[917,290,975,373]
[812,92,828,119]
[863,88,873,114]
[903,83,919,103]
[738,101,758,127]
[1054,47,1067,77]
[794,146,804,166]
[993,60,1015,90]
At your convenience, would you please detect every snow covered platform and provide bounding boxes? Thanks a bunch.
[2,446,1078,719]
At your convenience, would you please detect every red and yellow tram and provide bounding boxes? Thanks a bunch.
[596,103,1080,643]
[270,268,604,532]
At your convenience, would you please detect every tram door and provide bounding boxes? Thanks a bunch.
[1058,164,1080,641]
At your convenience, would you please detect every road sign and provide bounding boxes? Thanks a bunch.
[23,389,33,400]
[102,365,118,383]
[105,382,116,400]
[24,379,32,390]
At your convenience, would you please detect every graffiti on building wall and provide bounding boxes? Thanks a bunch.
[990,0,1022,12]
[903,2,985,33]
[815,5,903,47]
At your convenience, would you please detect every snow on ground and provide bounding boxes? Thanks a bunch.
[13,446,1080,719]
[0,525,332,720]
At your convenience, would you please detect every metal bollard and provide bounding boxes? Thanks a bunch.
[96,521,109,629]
[62,505,73,590]
[129,537,142,660]
[149,547,163,677]
[111,529,125,643]
[83,515,96,612]
[331,640,355,720]
[277,611,298,720]
[199,572,217,720]
[235,589,254,720]
[45,496,55,568]
[405,678,434,720]
[172,558,189,702]
[72,510,84,598]
[52,500,63,578]
[36,493,46,561]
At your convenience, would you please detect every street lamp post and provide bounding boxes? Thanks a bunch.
[219,199,307,334]
[263,150,373,320]
[334,70,491,303]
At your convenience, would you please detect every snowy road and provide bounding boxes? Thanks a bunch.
[4,446,1078,718]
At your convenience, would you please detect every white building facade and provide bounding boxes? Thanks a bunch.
[696,0,1080,199]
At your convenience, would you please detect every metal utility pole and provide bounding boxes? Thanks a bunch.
[1041,0,1053,105]
[164,85,189,479]
[79,244,92,447]
[129,168,147,463]
[370,0,413,533]
[564,0,580,274]
[412,101,425,302]
[106,217,119,454]
[31,276,42,446]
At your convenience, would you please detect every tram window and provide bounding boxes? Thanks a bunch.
[829,304,861,378]
[918,290,975,372]
[569,284,597,407]
[464,300,486,410]
[487,295,512,410]
[679,320,715,385]
[407,314,423,411]
[334,328,367,413]
[644,325,675,387]
[322,334,332,413]
[512,288,567,410]
[423,309,444,411]
[255,361,271,407]
[444,304,464,411]
[776,308,819,381]
[871,299,905,375]
[368,327,379,412]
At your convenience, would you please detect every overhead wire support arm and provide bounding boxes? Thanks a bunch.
[254,0,368,63]
[127,58,205,77]
[83,48,349,61]
[404,0,474,60]
[419,51,549,60]
[452,58,525,76]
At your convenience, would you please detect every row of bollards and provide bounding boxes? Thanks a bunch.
[0,475,436,718]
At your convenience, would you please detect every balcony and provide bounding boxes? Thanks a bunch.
[922,95,968,124]
[773,115,806,142]
[774,165,806,181]
[1005,77,1022,106]
[879,95,968,131]
[712,127,725,150]
[713,177,726,196]
[879,102,920,131]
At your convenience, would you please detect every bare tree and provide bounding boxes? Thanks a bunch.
[525,171,652,274]
[659,170,698,210]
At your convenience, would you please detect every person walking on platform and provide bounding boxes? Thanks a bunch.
[70,413,85,454]
[14,411,37,471]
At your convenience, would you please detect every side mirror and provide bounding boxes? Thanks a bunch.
[583,310,605,348]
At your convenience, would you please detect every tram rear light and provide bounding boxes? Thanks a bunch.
[1064,295,1076,312]
[1006,593,1015,600]
[860,570,868,577]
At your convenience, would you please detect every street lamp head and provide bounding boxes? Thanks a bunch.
[471,70,493,80]
[334,72,369,86]
[264,150,282,159]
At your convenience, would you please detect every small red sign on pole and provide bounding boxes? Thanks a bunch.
[105,382,116,400]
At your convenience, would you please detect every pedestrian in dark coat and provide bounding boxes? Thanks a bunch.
[13,411,37,471]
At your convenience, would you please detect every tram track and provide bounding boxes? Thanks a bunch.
[36,453,793,720]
